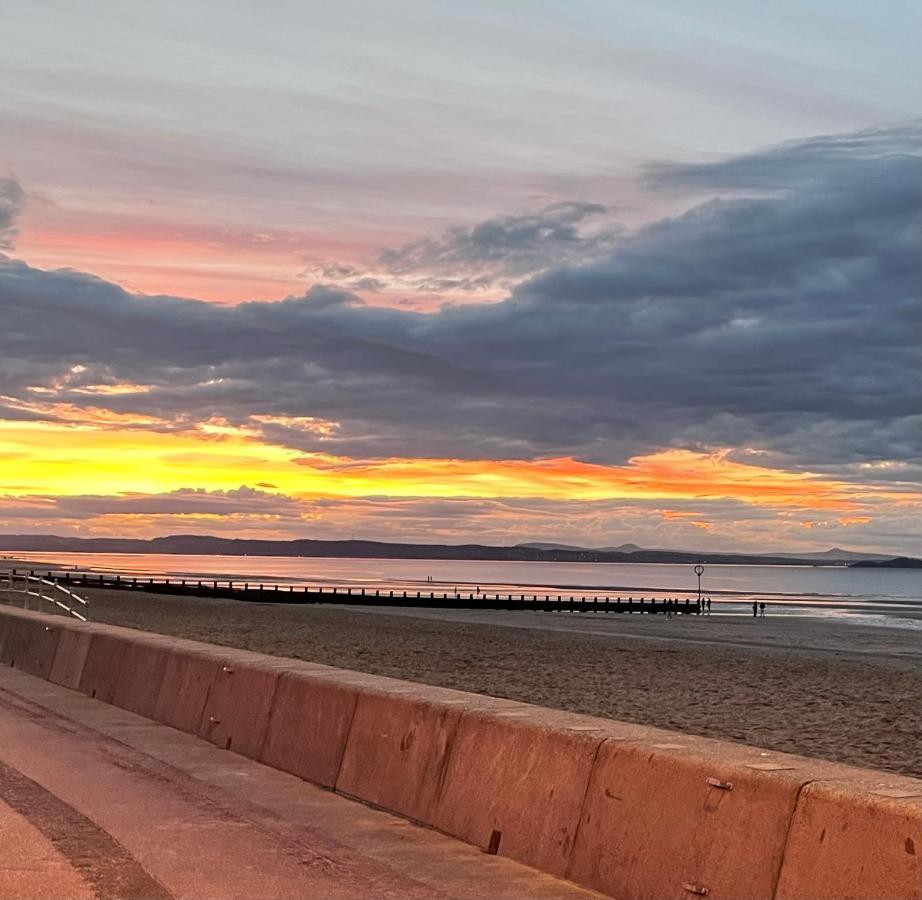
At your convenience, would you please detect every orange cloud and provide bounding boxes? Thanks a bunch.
[292,448,859,509]
[0,417,907,532]
[838,515,872,526]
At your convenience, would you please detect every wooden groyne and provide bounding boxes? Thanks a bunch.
[12,569,702,614]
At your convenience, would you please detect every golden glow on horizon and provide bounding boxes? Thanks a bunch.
[0,418,886,516]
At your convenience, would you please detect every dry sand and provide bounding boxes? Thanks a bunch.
[45,588,922,778]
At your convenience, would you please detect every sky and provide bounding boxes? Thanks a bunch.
[1,1,920,553]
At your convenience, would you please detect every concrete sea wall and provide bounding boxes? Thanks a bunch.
[1,606,919,899]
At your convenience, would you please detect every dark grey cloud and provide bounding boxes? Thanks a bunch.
[377,200,623,287]
[0,486,303,520]
[645,121,922,192]
[302,202,624,298]
[0,177,23,250]
[0,123,919,479]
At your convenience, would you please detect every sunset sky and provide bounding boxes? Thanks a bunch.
[1,1,920,552]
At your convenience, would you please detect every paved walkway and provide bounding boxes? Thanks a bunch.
[0,667,600,899]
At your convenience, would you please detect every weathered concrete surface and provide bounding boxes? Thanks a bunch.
[775,777,922,900]
[197,657,302,758]
[0,615,36,667]
[78,632,133,703]
[111,637,176,719]
[567,734,816,899]
[0,664,602,900]
[435,706,638,877]
[48,627,92,690]
[151,647,227,733]
[13,620,62,680]
[260,669,361,788]
[336,683,467,823]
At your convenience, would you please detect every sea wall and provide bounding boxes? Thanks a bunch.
[1,605,919,899]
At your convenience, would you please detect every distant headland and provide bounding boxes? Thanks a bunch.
[0,534,914,568]
[848,557,922,569]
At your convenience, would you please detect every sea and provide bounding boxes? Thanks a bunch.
[6,551,922,628]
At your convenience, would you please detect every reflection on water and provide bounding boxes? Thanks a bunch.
[6,550,922,627]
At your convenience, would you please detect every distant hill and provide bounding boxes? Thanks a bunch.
[518,542,643,553]
[0,533,895,567]
[849,557,922,569]
[762,547,893,562]
[518,541,888,563]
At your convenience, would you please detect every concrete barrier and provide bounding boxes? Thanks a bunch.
[335,682,480,824]
[260,668,363,788]
[197,657,307,758]
[78,632,133,703]
[111,636,179,719]
[567,734,820,899]
[435,706,644,877]
[0,605,919,900]
[0,614,37,667]
[13,621,63,680]
[0,608,17,657]
[152,646,230,733]
[0,610,63,679]
[49,626,93,689]
[775,776,922,900]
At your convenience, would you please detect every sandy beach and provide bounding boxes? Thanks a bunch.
[43,586,921,779]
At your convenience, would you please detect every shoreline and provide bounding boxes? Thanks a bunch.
[4,556,920,621]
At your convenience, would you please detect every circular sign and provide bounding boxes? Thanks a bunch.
[694,564,704,576]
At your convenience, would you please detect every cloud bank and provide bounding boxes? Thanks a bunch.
[2,124,918,491]
[0,177,23,250]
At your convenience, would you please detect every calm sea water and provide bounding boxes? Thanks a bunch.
[7,551,921,625]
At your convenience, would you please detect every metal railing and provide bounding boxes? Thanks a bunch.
[1,572,89,621]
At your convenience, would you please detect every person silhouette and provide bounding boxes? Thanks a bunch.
[752,601,758,618]
[760,602,767,618]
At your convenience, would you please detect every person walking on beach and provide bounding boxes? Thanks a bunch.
[706,597,711,614]
[760,602,767,618]
[752,601,758,618]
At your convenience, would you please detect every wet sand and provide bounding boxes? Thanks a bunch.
[44,588,922,778]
